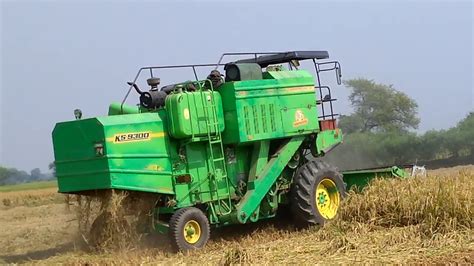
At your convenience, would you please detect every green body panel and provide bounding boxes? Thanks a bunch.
[165,91,224,139]
[316,129,343,154]
[342,166,407,191]
[171,141,235,208]
[53,111,174,194]
[218,70,318,144]
[224,146,251,194]
[248,141,270,182]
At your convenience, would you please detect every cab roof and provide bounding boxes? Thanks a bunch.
[234,51,329,67]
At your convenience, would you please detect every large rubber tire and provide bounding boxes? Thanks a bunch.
[290,160,346,227]
[169,207,210,252]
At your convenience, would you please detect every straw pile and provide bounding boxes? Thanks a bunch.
[74,190,159,252]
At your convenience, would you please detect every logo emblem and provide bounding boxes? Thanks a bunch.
[293,109,308,127]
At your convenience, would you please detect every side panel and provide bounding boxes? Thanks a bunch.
[281,106,319,134]
[173,141,237,208]
[236,99,284,142]
[173,142,212,207]
[53,112,175,194]
[315,128,343,155]
[225,146,251,194]
[219,70,319,144]
[53,118,110,192]
[165,91,225,139]
[102,112,174,194]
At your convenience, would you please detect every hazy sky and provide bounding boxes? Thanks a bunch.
[1,1,473,172]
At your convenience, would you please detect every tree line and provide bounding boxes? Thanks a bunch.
[0,166,54,186]
[324,78,473,170]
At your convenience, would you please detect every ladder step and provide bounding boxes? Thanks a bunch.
[210,140,222,144]
[213,158,225,162]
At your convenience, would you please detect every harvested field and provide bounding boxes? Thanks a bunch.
[0,181,56,192]
[0,187,64,209]
[0,166,472,264]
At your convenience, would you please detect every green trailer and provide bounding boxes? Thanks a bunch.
[52,51,401,251]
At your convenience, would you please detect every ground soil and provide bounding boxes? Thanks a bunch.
[0,166,472,264]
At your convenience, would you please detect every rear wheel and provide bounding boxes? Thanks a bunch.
[169,207,210,252]
[290,160,346,227]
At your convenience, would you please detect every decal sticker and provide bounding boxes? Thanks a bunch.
[183,108,190,120]
[146,164,164,171]
[106,132,165,143]
[112,132,150,143]
[293,109,308,127]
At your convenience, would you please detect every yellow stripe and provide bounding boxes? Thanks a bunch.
[150,132,165,138]
[237,86,314,96]
[281,86,315,93]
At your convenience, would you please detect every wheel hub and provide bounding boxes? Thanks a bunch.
[318,192,329,205]
[183,220,201,244]
[315,178,340,219]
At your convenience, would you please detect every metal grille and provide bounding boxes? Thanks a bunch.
[252,105,259,134]
[261,105,268,133]
[244,106,251,135]
[269,104,276,132]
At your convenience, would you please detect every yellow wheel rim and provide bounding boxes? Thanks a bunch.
[183,220,201,244]
[315,178,340,219]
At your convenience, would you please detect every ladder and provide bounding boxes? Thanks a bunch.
[198,80,232,216]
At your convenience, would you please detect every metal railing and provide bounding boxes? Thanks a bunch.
[122,52,343,121]
[312,59,342,121]
[120,63,226,113]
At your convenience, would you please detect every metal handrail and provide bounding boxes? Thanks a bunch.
[122,53,342,116]
[120,63,226,113]
[312,58,342,121]
[315,85,337,120]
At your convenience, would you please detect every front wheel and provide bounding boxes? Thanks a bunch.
[169,207,210,252]
[290,160,346,227]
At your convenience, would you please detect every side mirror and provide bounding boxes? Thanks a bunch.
[335,64,342,85]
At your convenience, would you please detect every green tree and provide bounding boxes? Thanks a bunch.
[0,166,10,185]
[0,166,29,185]
[445,112,474,157]
[418,130,447,160]
[30,168,42,181]
[339,78,420,133]
[457,112,474,155]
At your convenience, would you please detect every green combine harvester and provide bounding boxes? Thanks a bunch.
[52,51,406,251]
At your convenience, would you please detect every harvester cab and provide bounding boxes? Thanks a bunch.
[52,51,345,251]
